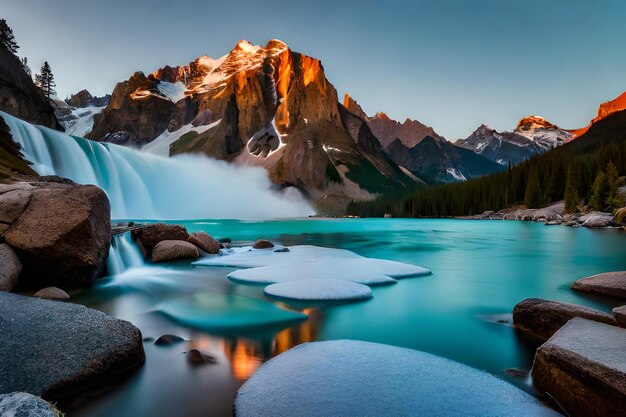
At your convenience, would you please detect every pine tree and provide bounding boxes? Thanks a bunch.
[524,167,541,208]
[564,165,580,213]
[0,19,19,54]
[21,57,31,78]
[604,161,624,211]
[589,170,607,211]
[35,61,56,98]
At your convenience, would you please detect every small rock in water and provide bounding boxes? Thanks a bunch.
[142,337,155,343]
[273,246,290,253]
[504,368,529,379]
[186,349,217,365]
[154,334,185,346]
[33,287,70,301]
[218,237,232,244]
[253,239,274,249]
[0,392,61,417]
[128,221,135,227]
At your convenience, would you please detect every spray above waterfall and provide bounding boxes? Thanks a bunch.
[2,111,313,219]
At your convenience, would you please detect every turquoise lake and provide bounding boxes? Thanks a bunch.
[70,219,626,417]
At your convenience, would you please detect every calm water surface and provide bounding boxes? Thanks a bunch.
[70,219,626,417]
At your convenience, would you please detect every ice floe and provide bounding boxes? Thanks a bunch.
[264,279,373,301]
[193,245,431,301]
[235,340,562,417]
[156,293,307,331]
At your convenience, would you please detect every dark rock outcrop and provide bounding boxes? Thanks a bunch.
[186,349,217,365]
[0,292,145,400]
[513,298,616,341]
[3,180,111,289]
[531,318,626,417]
[132,222,189,256]
[152,240,199,263]
[154,334,185,346]
[188,231,221,254]
[572,271,626,298]
[0,114,37,180]
[0,45,61,129]
[0,243,21,291]
[613,305,626,327]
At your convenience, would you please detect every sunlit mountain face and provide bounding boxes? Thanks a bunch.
[570,91,626,138]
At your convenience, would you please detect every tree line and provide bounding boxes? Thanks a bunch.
[348,111,626,218]
[1,18,56,98]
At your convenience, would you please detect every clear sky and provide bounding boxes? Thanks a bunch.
[3,0,626,139]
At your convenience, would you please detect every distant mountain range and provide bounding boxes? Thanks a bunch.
[1,38,624,215]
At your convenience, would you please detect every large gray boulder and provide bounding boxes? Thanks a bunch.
[532,318,626,417]
[0,292,144,400]
[0,243,21,291]
[572,271,626,298]
[613,305,626,327]
[3,181,110,289]
[0,392,61,417]
[580,211,614,228]
[513,298,616,341]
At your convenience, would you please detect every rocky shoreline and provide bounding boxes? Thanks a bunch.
[512,271,626,417]
[457,201,626,229]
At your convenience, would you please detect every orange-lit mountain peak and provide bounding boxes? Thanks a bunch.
[515,115,560,131]
[570,90,626,138]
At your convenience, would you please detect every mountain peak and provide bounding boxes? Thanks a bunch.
[343,94,368,119]
[571,90,626,138]
[515,115,560,131]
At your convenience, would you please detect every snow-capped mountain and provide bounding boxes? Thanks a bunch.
[456,116,571,166]
[87,39,418,214]
[52,90,109,137]
[339,95,504,183]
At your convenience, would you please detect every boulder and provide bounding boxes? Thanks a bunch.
[4,182,110,289]
[531,318,626,417]
[154,334,185,346]
[0,243,21,291]
[613,305,626,327]
[0,187,33,224]
[186,349,217,365]
[253,239,274,249]
[188,231,221,254]
[0,392,61,417]
[132,223,189,256]
[152,240,199,263]
[0,292,144,400]
[513,298,616,341]
[33,287,70,301]
[572,271,626,298]
[580,211,614,228]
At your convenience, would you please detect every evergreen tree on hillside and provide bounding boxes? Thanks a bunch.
[564,165,581,213]
[589,170,607,211]
[35,61,56,98]
[21,57,31,77]
[604,161,624,211]
[0,19,19,54]
[524,166,541,208]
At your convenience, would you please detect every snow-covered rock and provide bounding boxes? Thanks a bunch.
[193,245,430,286]
[235,340,561,417]
[264,279,373,301]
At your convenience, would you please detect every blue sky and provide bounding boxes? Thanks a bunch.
[3,0,626,138]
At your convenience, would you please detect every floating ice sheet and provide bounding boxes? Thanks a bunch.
[235,340,562,417]
[264,279,373,301]
[193,245,430,287]
[156,293,307,331]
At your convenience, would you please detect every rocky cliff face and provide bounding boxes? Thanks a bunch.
[88,39,417,213]
[0,45,61,130]
[456,116,571,166]
[368,112,444,149]
[571,91,626,138]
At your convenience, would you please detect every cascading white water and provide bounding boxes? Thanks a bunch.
[107,232,144,275]
[2,111,313,219]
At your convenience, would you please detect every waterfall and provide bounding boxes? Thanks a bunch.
[107,232,144,275]
[2,111,313,219]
